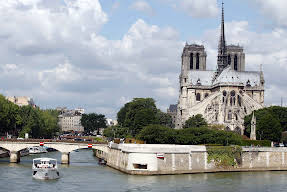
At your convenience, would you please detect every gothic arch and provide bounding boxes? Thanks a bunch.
[196,53,200,69]
[225,126,231,131]
[190,53,193,70]
[228,54,231,65]
[196,93,201,101]
[234,55,238,71]
[228,110,232,120]
[234,127,241,135]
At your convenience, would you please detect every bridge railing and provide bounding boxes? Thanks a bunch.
[0,138,107,144]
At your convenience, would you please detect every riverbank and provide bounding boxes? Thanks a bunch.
[94,144,287,175]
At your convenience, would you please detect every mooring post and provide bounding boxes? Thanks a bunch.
[61,152,70,164]
[10,151,20,163]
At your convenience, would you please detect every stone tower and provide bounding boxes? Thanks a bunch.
[250,112,256,140]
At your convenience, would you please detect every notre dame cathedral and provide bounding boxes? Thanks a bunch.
[175,3,264,134]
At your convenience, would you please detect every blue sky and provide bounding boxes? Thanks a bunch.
[99,0,264,40]
[0,0,287,119]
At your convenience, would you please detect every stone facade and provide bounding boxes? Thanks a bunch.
[6,96,35,107]
[58,108,85,132]
[175,4,264,134]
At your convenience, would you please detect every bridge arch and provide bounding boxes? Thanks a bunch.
[0,141,107,164]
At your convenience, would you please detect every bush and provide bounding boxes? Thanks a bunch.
[240,140,271,147]
[207,146,242,167]
[137,124,175,144]
[137,125,243,146]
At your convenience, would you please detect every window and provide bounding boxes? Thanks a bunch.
[190,53,193,70]
[230,90,235,96]
[223,90,227,96]
[238,95,241,106]
[133,164,147,169]
[196,93,201,101]
[235,114,238,120]
[228,54,231,65]
[228,110,232,120]
[234,55,238,71]
[196,53,200,69]
[205,93,209,98]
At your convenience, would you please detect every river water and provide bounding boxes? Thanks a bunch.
[1,150,287,192]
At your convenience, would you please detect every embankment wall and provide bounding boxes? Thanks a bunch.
[94,144,287,175]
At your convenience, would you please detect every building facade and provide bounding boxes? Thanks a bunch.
[6,96,35,107]
[175,4,264,134]
[58,108,85,132]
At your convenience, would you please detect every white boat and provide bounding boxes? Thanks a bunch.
[32,158,60,180]
[20,148,30,157]
[28,146,48,154]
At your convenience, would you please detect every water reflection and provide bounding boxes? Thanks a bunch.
[1,151,287,192]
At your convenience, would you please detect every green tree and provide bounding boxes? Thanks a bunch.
[103,126,129,138]
[244,107,283,142]
[155,110,173,128]
[117,98,158,136]
[137,124,175,144]
[183,114,208,128]
[81,113,107,134]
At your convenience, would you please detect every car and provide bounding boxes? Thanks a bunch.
[274,143,284,147]
[74,138,83,142]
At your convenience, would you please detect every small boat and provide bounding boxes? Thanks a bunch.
[20,148,30,157]
[28,146,48,154]
[32,158,60,180]
[98,158,106,165]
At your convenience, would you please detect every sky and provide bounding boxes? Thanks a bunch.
[0,0,287,119]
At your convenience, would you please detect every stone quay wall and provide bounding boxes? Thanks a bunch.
[94,144,287,175]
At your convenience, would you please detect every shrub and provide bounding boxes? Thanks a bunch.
[207,146,242,167]
[240,140,271,147]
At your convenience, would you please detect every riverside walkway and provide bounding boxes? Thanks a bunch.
[0,139,108,164]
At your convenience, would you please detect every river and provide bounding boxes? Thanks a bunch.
[1,150,287,192]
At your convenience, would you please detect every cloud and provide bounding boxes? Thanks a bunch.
[130,0,154,16]
[162,0,218,18]
[253,0,287,27]
[0,0,182,118]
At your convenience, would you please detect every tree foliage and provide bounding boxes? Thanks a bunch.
[183,114,208,129]
[80,113,107,134]
[103,126,130,138]
[244,106,284,142]
[137,125,242,145]
[116,98,174,136]
[0,94,59,138]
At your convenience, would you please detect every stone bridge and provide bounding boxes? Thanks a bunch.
[0,141,108,164]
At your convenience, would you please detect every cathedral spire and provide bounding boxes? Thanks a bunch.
[217,1,228,72]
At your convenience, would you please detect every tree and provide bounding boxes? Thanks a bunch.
[103,126,129,138]
[116,98,158,136]
[183,114,208,128]
[244,107,283,142]
[155,110,173,128]
[137,124,175,144]
[137,125,242,145]
[81,113,107,134]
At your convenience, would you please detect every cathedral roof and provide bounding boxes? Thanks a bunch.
[189,70,215,86]
[189,66,261,87]
[213,66,261,86]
